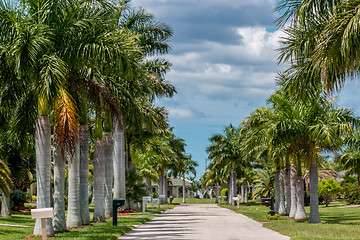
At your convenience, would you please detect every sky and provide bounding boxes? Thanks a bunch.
[131,0,360,179]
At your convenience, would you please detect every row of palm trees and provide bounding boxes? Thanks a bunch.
[0,0,196,237]
[204,0,360,224]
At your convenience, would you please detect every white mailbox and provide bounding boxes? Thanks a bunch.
[142,196,152,214]
[31,208,54,240]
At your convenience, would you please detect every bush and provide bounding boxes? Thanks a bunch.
[32,195,37,203]
[267,213,280,220]
[125,169,148,205]
[343,182,360,204]
[318,178,342,207]
[26,193,32,203]
[10,189,27,208]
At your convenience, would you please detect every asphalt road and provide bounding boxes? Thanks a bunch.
[118,204,291,240]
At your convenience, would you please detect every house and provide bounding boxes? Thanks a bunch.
[151,176,193,198]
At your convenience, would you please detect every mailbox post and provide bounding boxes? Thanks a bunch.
[142,196,152,214]
[112,198,126,226]
[31,208,54,240]
[261,197,276,216]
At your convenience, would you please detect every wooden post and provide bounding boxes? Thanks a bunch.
[31,208,54,240]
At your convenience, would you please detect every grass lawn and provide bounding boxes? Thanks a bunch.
[222,200,360,240]
[172,198,217,204]
[0,203,175,240]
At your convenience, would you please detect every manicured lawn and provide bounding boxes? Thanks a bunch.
[172,198,217,204]
[222,200,360,240]
[0,203,175,240]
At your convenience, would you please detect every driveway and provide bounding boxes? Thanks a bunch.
[119,204,290,240]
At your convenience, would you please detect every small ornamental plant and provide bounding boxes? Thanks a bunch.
[267,213,280,220]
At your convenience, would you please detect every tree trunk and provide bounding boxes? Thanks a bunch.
[295,175,307,220]
[34,116,55,236]
[1,192,11,217]
[232,169,237,206]
[275,169,280,213]
[104,132,113,218]
[79,125,90,225]
[309,162,321,223]
[113,119,126,199]
[284,161,291,216]
[278,169,285,215]
[53,139,66,232]
[228,176,232,204]
[67,141,82,227]
[182,174,186,203]
[244,183,248,203]
[241,183,245,203]
[289,163,297,218]
[215,184,219,204]
[162,173,167,203]
[159,172,164,198]
[93,139,105,222]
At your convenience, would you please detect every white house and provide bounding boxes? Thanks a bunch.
[151,176,193,198]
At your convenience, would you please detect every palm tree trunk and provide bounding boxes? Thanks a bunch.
[232,169,237,206]
[215,184,219,204]
[79,125,90,225]
[244,183,248,203]
[228,176,232,204]
[67,141,82,227]
[182,174,186,203]
[284,157,291,216]
[1,192,11,217]
[104,132,113,218]
[93,138,105,221]
[162,172,167,203]
[159,172,164,198]
[309,162,321,223]
[241,183,245,203]
[113,119,126,199]
[295,175,307,220]
[289,163,297,218]
[275,169,280,213]
[34,116,55,236]
[278,169,285,215]
[53,139,66,232]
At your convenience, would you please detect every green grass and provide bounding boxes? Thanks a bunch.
[222,200,360,240]
[0,203,175,240]
[171,198,217,204]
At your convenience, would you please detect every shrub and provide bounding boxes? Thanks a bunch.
[267,213,280,220]
[318,178,342,207]
[32,195,37,203]
[125,169,148,205]
[343,182,360,204]
[10,189,27,208]
[26,193,32,203]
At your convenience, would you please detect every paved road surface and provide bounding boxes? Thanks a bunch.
[119,204,290,240]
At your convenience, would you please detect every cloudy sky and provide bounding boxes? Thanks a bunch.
[131,0,360,179]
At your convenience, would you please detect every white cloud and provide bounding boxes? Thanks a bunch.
[168,107,206,119]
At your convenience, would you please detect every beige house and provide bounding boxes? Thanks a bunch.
[151,176,193,198]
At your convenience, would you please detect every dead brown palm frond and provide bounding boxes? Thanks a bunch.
[68,74,122,122]
[54,89,79,160]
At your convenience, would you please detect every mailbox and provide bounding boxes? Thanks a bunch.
[261,197,276,216]
[31,208,54,240]
[112,198,126,226]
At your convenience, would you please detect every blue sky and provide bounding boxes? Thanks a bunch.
[131,0,360,179]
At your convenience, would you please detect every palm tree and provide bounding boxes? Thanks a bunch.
[104,114,113,218]
[252,168,275,200]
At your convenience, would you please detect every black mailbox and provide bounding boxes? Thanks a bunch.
[261,197,276,216]
[113,198,126,226]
